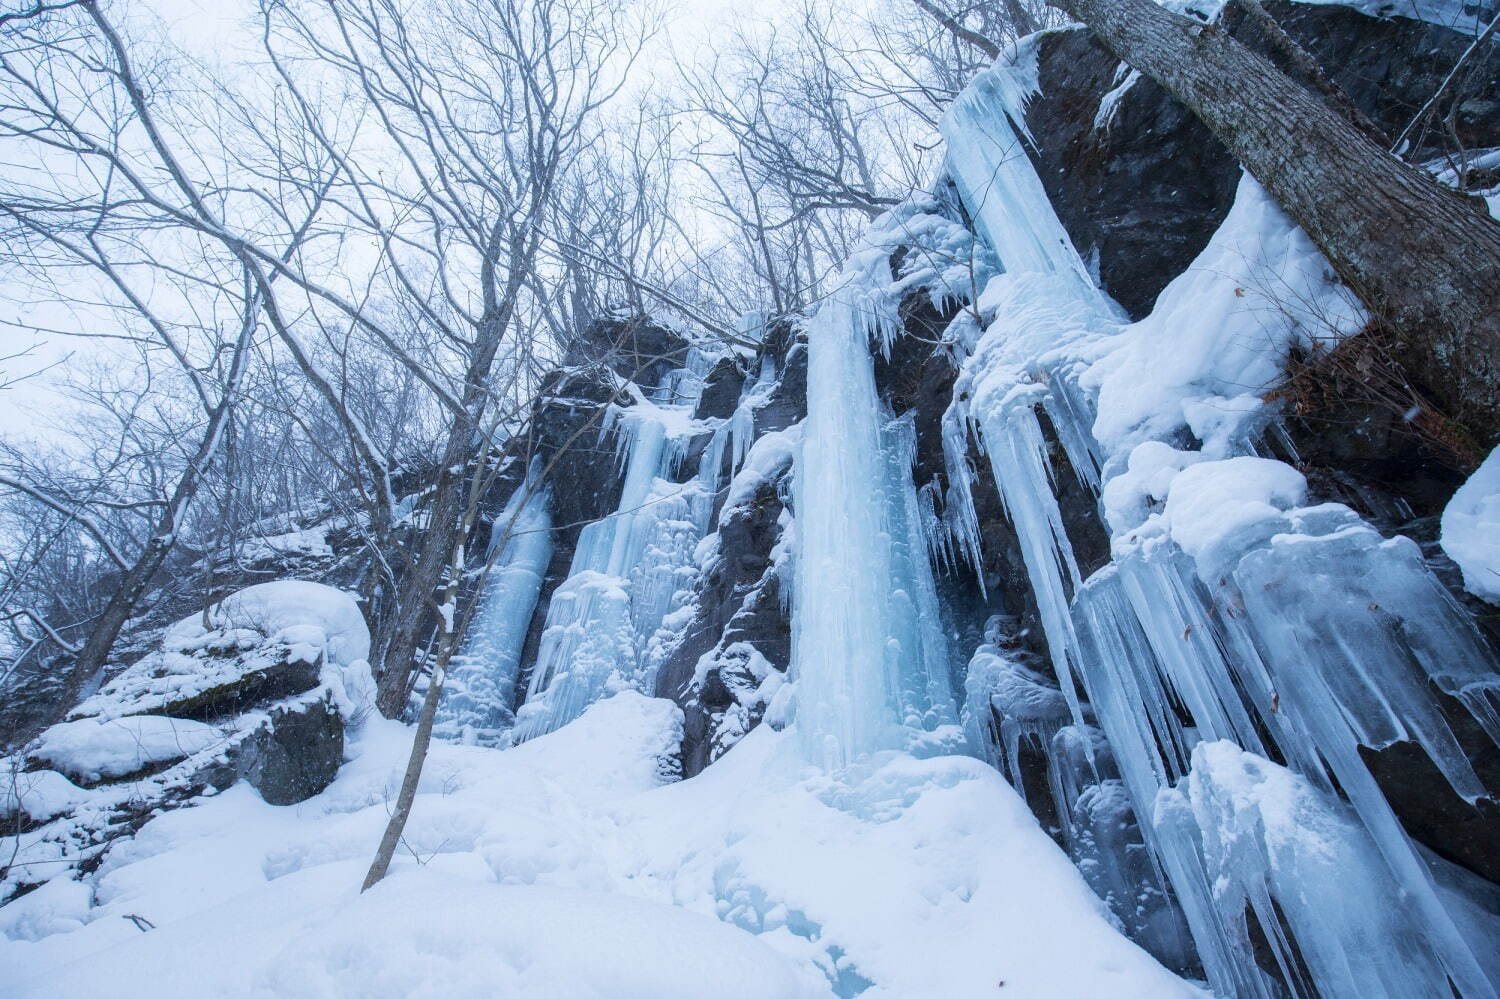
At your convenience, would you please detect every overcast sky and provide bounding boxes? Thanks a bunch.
[0,0,760,442]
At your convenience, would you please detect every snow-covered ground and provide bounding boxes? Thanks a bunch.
[2,692,1196,998]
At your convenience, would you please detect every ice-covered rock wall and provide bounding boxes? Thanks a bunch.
[931,30,1500,999]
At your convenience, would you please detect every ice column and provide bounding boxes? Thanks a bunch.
[434,463,553,744]
[793,274,962,770]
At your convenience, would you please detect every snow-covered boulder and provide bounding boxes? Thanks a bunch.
[0,768,89,825]
[29,717,221,786]
[190,580,369,666]
[73,581,369,722]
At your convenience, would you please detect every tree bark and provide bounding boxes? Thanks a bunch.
[1047,0,1500,448]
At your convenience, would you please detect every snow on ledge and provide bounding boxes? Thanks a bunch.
[1442,445,1500,604]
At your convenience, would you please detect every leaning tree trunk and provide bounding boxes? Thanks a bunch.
[63,396,238,711]
[1047,0,1500,448]
[373,248,531,718]
[372,428,472,718]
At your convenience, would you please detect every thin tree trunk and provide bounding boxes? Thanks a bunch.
[1047,0,1500,449]
[64,392,238,707]
[374,250,533,717]
[361,559,456,891]
[911,0,1002,59]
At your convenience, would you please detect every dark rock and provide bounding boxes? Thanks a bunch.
[1024,29,1238,320]
[1022,3,1500,320]
[233,694,344,806]
[872,288,963,489]
[1243,3,1500,158]
[526,366,627,535]
[72,642,323,725]
[565,314,692,393]
[656,458,792,777]
[693,355,748,421]
[1359,679,1500,885]
[508,367,631,708]
[753,322,807,437]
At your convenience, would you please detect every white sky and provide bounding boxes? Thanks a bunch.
[0,0,764,441]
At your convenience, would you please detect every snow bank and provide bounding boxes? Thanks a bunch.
[1442,445,1500,603]
[30,717,221,784]
[1083,173,1365,459]
[0,768,89,823]
[722,426,799,512]
[175,580,370,667]
[264,873,822,999]
[4,691,1193,999]
[1160,456,1308,577]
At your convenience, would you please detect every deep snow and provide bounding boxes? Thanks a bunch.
[2,692,1196,998]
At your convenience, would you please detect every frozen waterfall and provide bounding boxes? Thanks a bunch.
[433,462,553,745]
[941,52,1500,999]
[792,236,963,772]
[512,362,742,742]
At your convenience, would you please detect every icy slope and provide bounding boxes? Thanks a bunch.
[2,691,1194,998]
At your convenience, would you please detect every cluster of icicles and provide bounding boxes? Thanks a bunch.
[435,55,1500,999]
[921,60,1500,999]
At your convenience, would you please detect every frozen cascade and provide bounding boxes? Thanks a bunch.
[960,621,1070,804]
[513,376,745,742]
[793,253,962,772]
[433,463,553,744]
[1155,742,1475,999]
[945,51,1500,998]
[881,414,963,743]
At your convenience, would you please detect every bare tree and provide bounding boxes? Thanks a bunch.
[259,0,659,716]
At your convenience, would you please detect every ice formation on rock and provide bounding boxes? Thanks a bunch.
[434,461,553,744]
[940,50,1500,999]
[513,360,744,742]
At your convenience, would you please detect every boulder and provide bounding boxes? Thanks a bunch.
[233,693,345,806]
[564,314,692,392]
[693,355,748,421]
[74,639,323,723]
[28,716,221,787]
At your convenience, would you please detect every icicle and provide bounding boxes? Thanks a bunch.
[939,398,985,589]
[940,57,1095,294]
[961,638,1069,798]
[882,413,964,747]
[1156,742,1487,999]
[971,393,1090,731]
[943,47,1500,999]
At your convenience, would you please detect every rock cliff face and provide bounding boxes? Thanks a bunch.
[1024,1,1500,321]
